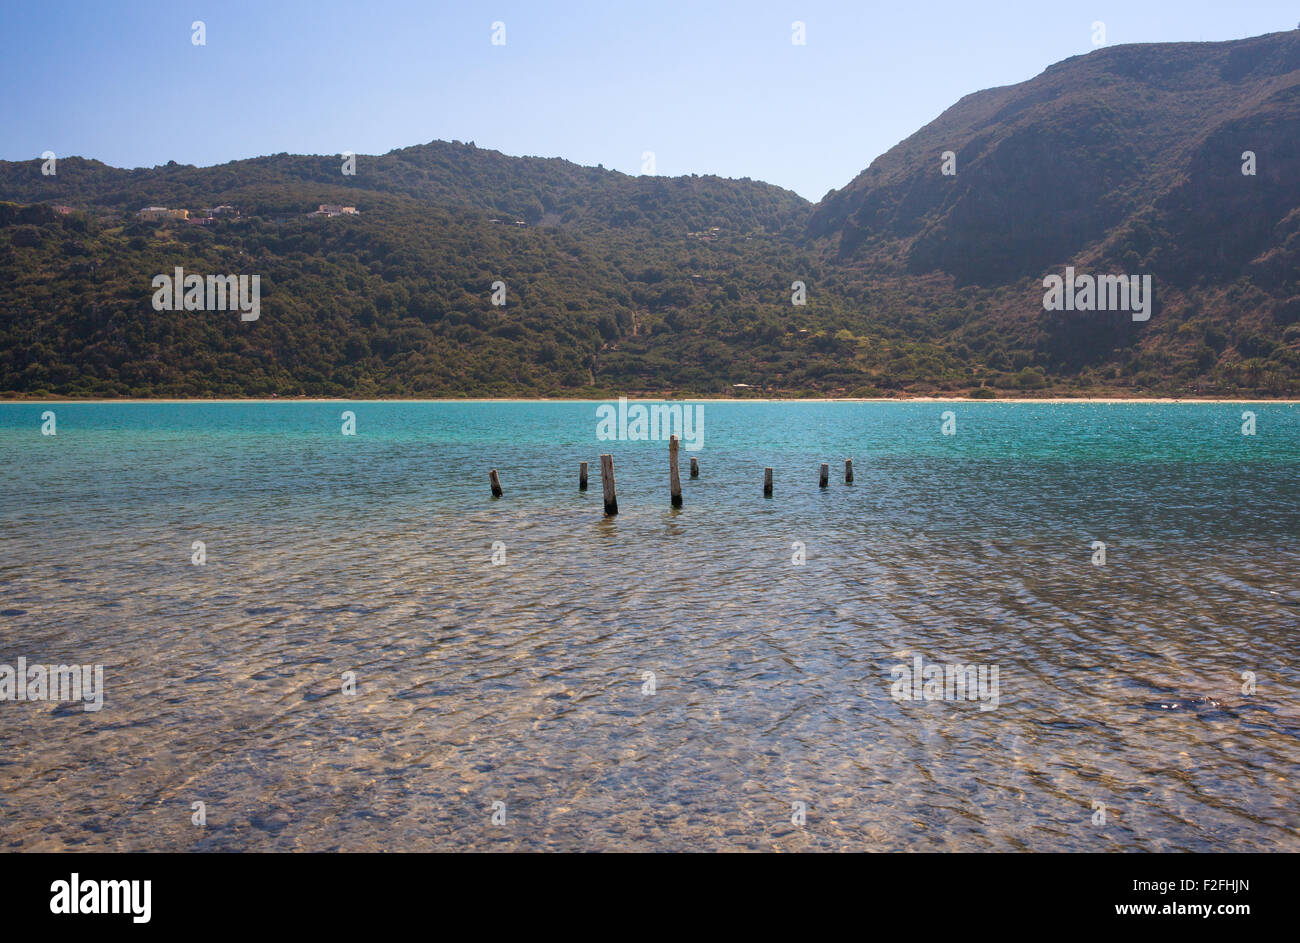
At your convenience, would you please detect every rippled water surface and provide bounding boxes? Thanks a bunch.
[2,400,1298,851]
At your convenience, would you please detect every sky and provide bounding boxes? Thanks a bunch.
[2,1,1297,200]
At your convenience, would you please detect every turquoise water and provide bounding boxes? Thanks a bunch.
[1,400,1298,850]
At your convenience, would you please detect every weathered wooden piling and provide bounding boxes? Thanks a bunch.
[489,469,503,498]
[819,463,829,488]
[579,461,588,491]
[763,467,773,497]
[690,456,699,478]
[600,453,617,515]
[845,459,854,484]
[669,436,683,508]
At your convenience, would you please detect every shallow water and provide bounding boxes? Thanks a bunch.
[1,400,1298,851]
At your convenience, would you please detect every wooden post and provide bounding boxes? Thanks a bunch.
[669,435,683,508]
[763,467,773,498]
[845,458,854,484]
[819,463,829,488]
[600,454,617,515]
[690,456,699,478]
[489,469,503,498]
[579,461,588,491]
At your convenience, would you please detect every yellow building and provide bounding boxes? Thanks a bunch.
[137,207,189,221]
[310,204,358,217]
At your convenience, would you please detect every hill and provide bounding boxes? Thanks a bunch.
[808,30,1300,390]
[3,31,1299,398]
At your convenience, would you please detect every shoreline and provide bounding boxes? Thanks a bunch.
[1,396,1296,405]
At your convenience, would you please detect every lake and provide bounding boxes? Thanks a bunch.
[1,400,1297,850]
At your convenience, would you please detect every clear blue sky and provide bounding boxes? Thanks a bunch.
[2,1,1296,200]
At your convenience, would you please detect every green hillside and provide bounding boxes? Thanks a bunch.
[3,31,1299,398]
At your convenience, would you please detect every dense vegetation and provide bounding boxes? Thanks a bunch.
[3,31,1299,398]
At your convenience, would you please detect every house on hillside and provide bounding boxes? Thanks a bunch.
[137,206,189,221]
[308,204,359,218]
